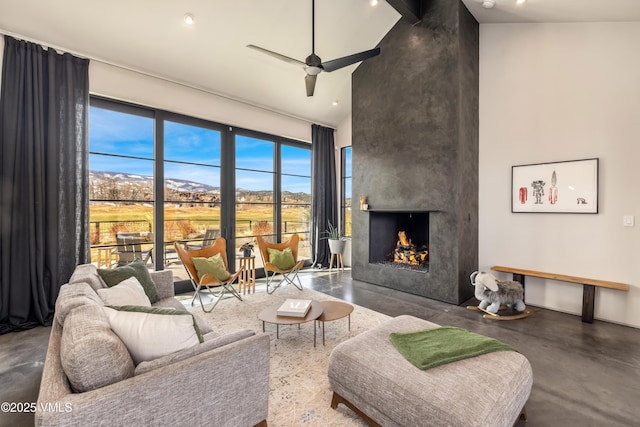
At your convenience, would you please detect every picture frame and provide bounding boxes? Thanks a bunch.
[511,158,599,213]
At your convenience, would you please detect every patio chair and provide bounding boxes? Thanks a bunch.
[256,234,304,294]
[174,237,243,312]
[186,228,221,250]
[114,232,153,266]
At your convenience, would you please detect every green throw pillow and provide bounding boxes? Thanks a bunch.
[98,260,159,304]
[192,253,231,282]
[267,247,295,270]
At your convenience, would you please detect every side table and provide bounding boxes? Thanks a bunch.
[238,255,256,294]
[316,301,353,346]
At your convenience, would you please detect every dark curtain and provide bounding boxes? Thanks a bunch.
[310,124,337,268]
[0,36,90,334]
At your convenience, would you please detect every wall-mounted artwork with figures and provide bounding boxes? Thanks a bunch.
[512,158,599,213]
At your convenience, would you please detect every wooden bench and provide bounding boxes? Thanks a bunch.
[491,266,630,323]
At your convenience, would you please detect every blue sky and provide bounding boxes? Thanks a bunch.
[89,106,311,192]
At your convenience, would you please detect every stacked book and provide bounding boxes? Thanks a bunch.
[277,299,312,317]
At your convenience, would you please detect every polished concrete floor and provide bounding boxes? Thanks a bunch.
[1,268,639,427]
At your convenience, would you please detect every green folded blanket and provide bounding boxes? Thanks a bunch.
[389,326,516,370]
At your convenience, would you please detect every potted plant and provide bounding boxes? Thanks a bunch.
[239,241,255,257]
[321,221,346,254]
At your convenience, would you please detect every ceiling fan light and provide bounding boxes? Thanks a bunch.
[306,66,323,76]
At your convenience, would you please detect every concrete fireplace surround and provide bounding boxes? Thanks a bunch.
[351,0,478,304]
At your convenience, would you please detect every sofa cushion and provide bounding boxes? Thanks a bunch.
[60,304,134,393]
[267,247,295,270]
[98,260,159,303]
[103,305,204,364]
[55,282,104,327]
[134,329,254,376]
[68,263,107,291]
[97,276,151,307]
[192,253,231,281]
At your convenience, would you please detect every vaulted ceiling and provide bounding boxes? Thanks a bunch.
[1,0,639,127]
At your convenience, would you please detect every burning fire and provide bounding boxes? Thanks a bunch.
[392,231,428,266]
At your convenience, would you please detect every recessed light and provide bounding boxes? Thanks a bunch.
[482,0,495,8]
[332,101,339,106]
[184,13,195,25]
[370,0,379,6]
[516,0,526,4]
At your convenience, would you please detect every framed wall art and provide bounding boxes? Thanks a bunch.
[512,158,599,213]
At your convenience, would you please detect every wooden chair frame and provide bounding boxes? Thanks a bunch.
[256,234,304,295]
[174,237,242,312]
[186,228,221,250]
[115,232,153,266]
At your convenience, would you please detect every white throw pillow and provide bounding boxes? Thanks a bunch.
[103,306,203,364]
[97,276,151,307]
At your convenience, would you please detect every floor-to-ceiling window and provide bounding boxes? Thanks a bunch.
[341,146,352,236]
[163,118,223,280]
[235,134,275,269]
[88,100,155,268]
[88,97,311,277]
[234,133,312,270]
[281,144,311,257]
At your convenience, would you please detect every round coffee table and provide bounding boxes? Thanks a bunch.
[258,300,323,347]
[316,301,354,346]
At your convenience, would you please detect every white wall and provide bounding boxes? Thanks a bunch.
[90,62,312,142]
[480,22,640,327]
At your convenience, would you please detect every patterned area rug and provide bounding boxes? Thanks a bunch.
[188,286,390,426]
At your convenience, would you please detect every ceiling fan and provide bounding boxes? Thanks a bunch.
[247,0,381,97]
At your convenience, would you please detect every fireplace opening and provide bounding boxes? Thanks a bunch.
[369,211,429,271]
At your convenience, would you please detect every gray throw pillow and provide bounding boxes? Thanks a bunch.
[98,260,158,303]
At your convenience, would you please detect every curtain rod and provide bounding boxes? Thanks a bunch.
[0,29,337,129]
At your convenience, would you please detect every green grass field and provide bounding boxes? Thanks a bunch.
[89,203,310,258]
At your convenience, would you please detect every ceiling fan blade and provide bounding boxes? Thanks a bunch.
[321,47,381,72]
[247,44,306,67]
[305,74,317,97]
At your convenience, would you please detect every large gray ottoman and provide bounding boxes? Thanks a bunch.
[328,315,533,427]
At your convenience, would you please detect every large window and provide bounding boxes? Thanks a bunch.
[235,134,275,267]
[89,102,155,267]
[281,144,311,257]
[234,134,312,269]
[341,147,352,236]
[88,97,311,277]
[164,119,223,280]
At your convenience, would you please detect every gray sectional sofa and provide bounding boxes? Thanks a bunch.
[36,263,270,427]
